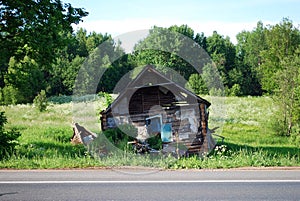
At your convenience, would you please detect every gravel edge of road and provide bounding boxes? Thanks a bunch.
[0,166,300,172]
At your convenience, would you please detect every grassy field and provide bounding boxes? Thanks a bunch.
[0,96,299,169]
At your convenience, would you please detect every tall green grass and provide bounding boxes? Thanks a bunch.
[0,96,299,169]
[0,102,94,169]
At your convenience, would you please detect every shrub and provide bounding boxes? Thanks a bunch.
[98,92,113,107]
[0,111,21,159]
[33,90,48,112]
[147,134,162,150]
[289,124,300,145]
[187,74,208,95]
[102,124,137,151]
[1,86,21,105]
[209,87,224,96]
[229,84,242,96]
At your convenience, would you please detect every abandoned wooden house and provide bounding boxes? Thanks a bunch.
[100,65,216,155]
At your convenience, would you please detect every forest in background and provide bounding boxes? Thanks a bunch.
[1,0,300,137]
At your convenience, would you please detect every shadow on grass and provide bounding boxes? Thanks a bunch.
[19,141,86,158]
[222,141,299,157]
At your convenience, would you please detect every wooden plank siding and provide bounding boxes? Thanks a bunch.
[100,65,213,155]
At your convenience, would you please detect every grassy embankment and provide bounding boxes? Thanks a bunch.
[0,96,299,169]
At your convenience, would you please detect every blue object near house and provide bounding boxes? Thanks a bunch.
[161,123,172,142]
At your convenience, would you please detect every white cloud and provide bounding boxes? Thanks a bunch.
[73,18,272,44]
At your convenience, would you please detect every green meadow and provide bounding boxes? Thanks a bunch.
[0,96,299,169]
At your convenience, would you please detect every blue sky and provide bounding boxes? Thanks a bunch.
[65,0,300,43]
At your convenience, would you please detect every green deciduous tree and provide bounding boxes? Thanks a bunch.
[4,55,44,104]
[0,0,88,102]
[0,0,88,69]
[194,32,207,51]
[49,30,114,95]
[202,63,224,96]
[206,31,236,88]
[133,25,200,80]
[272,48,300,136]
[73,35,130,94]
[259,18,300,94]
[235,23,267,96]
[236,21,267,70]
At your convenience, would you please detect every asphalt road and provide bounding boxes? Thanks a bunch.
[0,168,299,201]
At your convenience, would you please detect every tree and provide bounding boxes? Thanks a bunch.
[0,0,88,66]
[259,18,300,94]
[3,55,44,104]
[0,0,88,101]
[73,35,128,94]
[206,31,236,87]
[194,32,207,51]
[133,25,200,80]
[202,63,224,96]
[272,49,300,136]
[169,24,194,40]
[235,23,267,96]
[250,19,300,137]
[236,21,267,71]
[49,30,113,95]
[97,54,133,93]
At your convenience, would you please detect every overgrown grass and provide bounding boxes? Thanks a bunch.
[0,102,89,169]
[172,147,299,169]
[0,96,299,169]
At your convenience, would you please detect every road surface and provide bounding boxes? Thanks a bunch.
[0,168,299,201]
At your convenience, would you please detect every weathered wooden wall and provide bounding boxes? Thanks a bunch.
[100,85,211,154]
[101,107,209,154]
[129,86,176,115]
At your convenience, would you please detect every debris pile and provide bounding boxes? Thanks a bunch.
[71,123,97,145]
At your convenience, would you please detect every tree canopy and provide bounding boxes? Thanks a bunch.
[0,0,88,102]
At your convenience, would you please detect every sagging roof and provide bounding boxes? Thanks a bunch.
[101,65,210,114]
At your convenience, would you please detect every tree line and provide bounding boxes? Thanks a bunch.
[1,1,299,136]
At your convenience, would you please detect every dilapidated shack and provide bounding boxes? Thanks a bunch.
[100,65,215,155]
